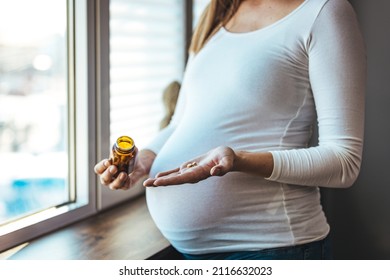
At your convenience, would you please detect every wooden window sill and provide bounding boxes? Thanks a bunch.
[4,195,171,260]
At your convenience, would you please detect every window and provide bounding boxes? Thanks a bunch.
[0,0,191,253]
[99,0,187,208]
[0,0,69,225]
[0,0,96,252]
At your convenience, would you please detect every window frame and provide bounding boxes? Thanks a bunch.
[0,0,97,253]
[0,0,194,254]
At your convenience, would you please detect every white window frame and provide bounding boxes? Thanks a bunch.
[0,0,97,252]
[0,0,194,254]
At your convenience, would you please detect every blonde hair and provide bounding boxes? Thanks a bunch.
[160,81,181,129]
[189,0,242,54]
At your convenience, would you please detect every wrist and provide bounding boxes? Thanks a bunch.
[232,150,274,178]
[232,150,247,172]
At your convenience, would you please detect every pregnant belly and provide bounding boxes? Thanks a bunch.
[145,171,286,234]
[146,176,231,231]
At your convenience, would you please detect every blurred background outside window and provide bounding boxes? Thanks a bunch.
[0,0,69,224]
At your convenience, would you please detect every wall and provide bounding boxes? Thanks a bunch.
[321,0,390,259]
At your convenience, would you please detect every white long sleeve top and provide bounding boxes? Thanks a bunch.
[145,0,366,254]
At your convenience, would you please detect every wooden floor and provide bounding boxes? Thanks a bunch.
[7,195,171,260]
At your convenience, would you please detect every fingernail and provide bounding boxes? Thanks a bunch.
[109,166,116,174]
[146,181,153,187]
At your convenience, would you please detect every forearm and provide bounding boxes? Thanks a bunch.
[267,144,362,188]
[233,150,274,178]
[232,141,363,188]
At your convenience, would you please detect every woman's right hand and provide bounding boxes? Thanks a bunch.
[94,149,156,190]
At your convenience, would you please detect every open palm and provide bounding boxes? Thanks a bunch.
[143,146,236,187]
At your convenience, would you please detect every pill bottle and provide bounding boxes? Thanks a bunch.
[110,136,137,177]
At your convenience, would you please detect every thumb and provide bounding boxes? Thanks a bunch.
[210,163,231,177]
[210,165,223,176]
[210,155,234,176]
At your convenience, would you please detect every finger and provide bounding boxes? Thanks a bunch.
[143,177,157,187]
[155,167,180,178]
[94,159,111,175]
[210,157,233,176]
[153,169,203,186]
[210,164,230,176]
[144,165,197,187]
[109,172,128,190]
[100,165,117,185]
[121,174,135,190]
[210,166,222,176]
[143,171,182,187]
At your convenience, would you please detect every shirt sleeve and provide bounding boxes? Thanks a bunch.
[267,0,367,188]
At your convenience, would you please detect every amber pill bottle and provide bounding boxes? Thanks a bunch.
[110,136,137,177]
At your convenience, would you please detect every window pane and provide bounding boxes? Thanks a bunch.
[0,0,69,224]
[109,0,185,149]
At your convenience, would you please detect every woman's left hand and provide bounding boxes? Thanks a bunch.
[143,146,236,187]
